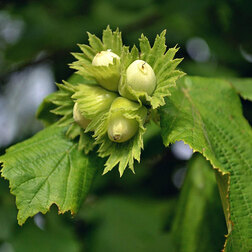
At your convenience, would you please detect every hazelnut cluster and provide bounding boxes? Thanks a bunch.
[73,49,155,143]
[63,27,184,174]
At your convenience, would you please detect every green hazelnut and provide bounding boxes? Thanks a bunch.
[110,96,138,110]
[73,103,91,129]
[107,112,138,143]
[91,50,121,92]
[125,60,156,95]
[92,50,120,67]
[72,85,118,120]
[107,97,145,143]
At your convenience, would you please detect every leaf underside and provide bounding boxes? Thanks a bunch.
[171,154,226,252]
[160,76,252,252]
[0,126,101,225]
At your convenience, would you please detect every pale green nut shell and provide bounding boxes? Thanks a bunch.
[91,50,121,92]
[107,97,140,143]
[92,50,120,66]
[73,85,118,119]
[107,112,138,143]
[110,96,138,110]
[73,103,91,129]
[126,60,156,95]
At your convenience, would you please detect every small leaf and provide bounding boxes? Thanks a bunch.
[87,32,104,52]
[0,125,102,225]
[78,131,96,155]
[171,154,226,252]
[145,30,167,68]
[102,26,123,55]
[139,34,151,60]
[66,123,81,140]
[77,44,96,61]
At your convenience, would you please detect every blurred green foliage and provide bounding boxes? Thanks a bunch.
[0,0,251,84]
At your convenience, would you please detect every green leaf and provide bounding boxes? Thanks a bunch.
[102,26,123,55]
[87,32,104,52]
[227,77,252,101]
[171,154,226,252]
[140,30,167,68]
[0,125,101,225]
[139,34,151,60]
[160,76,252,252]
[78,131,96,154]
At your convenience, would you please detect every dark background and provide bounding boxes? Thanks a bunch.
[0,0,251,251]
